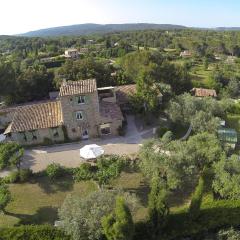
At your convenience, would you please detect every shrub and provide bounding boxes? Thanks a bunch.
[0,143,24,170]
[0,183,11,212]
[0,225,70,240]
[96,155,126,186]
[19,169,33,182]
[156,127,169,138]
[165,199,240,239]
[4,171,19,183]
[46,163,65,180]
[102,197,134,240]
[161,131,173,143]
[73,163,95,181]
[217,228,240,239]
[227,102,240,115]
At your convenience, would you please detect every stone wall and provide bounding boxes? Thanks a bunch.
[60,92,100,140]
[8,127,64,145]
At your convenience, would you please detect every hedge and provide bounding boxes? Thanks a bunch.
[0,225,71,240]
[163,199,240,240]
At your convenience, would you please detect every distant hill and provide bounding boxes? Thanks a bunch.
[19,23,187,37]
[215,27,240,31]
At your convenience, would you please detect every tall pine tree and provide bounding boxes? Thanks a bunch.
[102,197,134,240]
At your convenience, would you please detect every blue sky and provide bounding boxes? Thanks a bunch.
[1,0,240,35]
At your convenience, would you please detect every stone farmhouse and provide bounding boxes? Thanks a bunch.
[64,49,79,59]
[1,79,135,145]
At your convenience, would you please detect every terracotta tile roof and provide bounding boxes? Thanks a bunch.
[191,88,217,97]
[100,102,123,121]
[115,84,137,104]
[4,101,63,133]
[59,79,97,97]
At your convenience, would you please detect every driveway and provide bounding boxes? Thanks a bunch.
[20,115,154,173]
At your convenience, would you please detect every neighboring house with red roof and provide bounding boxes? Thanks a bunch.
[2,79,127,145]
[191,88,217,98]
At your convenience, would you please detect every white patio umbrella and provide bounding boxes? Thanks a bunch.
[80,144,104,160]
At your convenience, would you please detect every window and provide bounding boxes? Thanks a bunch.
[76,111,83,120]
[52,128,59,138]
[100,124,111,135]
[77,96,85,104]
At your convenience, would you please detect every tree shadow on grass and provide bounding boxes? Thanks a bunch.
[30,175,74,194]
[125,180,150,207]
[165,204,240,239]
[5,206,58,225]
[168,182,195,209]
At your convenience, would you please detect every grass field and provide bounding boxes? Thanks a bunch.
[0,171,152,227]
[226,114,240,132]
[172,59,216,89]
[0,176,97,227]
[4,168,237,239]
[190,64,214,88]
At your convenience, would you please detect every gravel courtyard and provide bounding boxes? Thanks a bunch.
[21,115,154,172]
[22,140,140,172]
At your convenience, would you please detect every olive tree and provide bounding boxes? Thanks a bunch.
[139,139,191,235]
[59,189,138,240]
[184,133,223,218]
[139,132,223,221]
[217,228,240,240]
[0,143,24,170]
[213,155,240,200]
[166,93,228,133]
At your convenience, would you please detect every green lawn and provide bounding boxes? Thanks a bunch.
[190,64,214,88]
[112,171,149,221]
[0,170,196,228]
[226,114,240,133]
[0,171,151,227]
[0,176,97,227]
[165,182,240,239]
[171,60,216,88]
